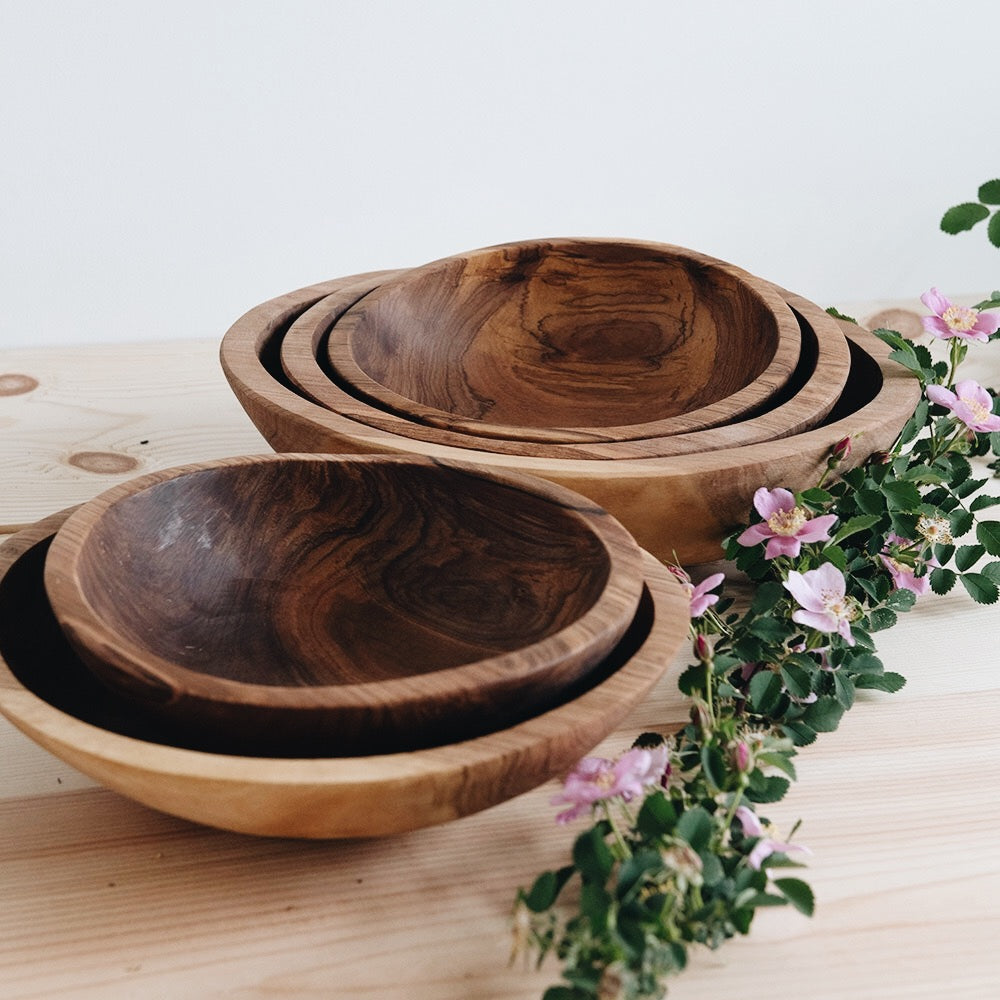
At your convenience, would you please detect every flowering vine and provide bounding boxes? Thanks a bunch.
[512,183,1000,1000]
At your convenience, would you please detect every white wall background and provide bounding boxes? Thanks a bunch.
[2,0,998,348]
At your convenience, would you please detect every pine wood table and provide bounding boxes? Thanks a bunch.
[1,302,998,999]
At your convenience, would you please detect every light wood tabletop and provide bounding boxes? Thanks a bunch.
[1,300,998,999]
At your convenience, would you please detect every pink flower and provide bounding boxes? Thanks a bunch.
[921,288,999,343]
[925,380,1000,433]
[783,562,855,646]
[879,533,936,596]
[669,565,725,618]
[735,806,812,870]
[551,746,669,824]
[737,487,837,559]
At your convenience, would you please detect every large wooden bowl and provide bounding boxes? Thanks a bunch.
[42,455,645,755]
[0,511,689,838]
[324,240,803,442]
[221,276,921,563]
[281,277,850,459]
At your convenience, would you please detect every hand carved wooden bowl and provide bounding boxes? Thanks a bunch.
[42,455,645,755]
[221,276,921,563]
[0,511,689,838]
[323,239,803,443]
[281,277,850,459]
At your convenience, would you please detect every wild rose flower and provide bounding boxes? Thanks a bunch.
[916,514,953,546]
[921,288,999,342]
[925,379,1000,433]
[783,562,856,646]
[669,565,725,618]
[551,746,669,824]
[737,487,837,560]
[879,533,936,596]
[734,806,812,870]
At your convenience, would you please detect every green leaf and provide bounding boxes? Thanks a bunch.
[941,201,991,233]
[882,480,923,511]
[855,671,906,693]
[930,566,957,594]
[950,509,974,539]
[885,587,917,612]
[542,988,587,1000]
[933,543,956,565]
[579,882,611,930]
[783,721,817,746]
[981,560,1000,585]
[976,520,1000,555]
[822,543,848,571]
[833,671,856,709]
[799,487,833,507]
[755,750,798,781]
[846,652,884,675]
[701,851,725,888]
[978,179,1000,204]
[970,494,1000,512]
[616,849,664,901]
[955,544,985,571]
[572,826,614,884]
[636,791,677,838]
[990,211,1000,249]
[780,662,813,700]
[749,670,784,715]
[750,581,787,616]
[523,866,575,912]
[802,696,845,733]
[867,607,897,632]
[832,513,881,544]
[773,877,816,916]
[676,807,714,852]
[749,616,792,643]
[960,572,999,604]
[700,744,727,792]
[744,772,791,804]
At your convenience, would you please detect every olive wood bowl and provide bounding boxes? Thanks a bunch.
[221,276,921,563]
[0,511,689,838]
[324,239,802,442]
[42,455,645,755]
[281,277,850,459]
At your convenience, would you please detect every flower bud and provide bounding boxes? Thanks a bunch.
[694,633,713,664]
[731,740,752,774]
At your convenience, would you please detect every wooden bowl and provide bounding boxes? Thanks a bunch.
[42,455,645,755]
[282,278,850,459]
[221,276,921,563]
[324,239,803,442]
[0,511,689,838]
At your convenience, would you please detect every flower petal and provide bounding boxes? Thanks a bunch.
[926,384,957,408]
[973,312,1000,337]
[765,534,802,559]
[784,570,825,612]
[753,486,794,519]
[738,523,773,547]
[922,315,953,338]
[795,513,838,543]
[920,287,951,315]
[792,607,839,634]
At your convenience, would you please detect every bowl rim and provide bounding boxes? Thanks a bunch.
[41,452,647,717]
[282,278,851,460]
[0,512,689,837]
[323,237,804,441]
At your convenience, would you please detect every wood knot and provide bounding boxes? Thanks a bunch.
[864,308,924,340]
[0,373,39,396]
[67,451,141,475]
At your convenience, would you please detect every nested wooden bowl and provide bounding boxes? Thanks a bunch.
[0,511,689,838]
[323,240,803,442]
[42,455,645,755]
[281,276,850,459]
[221,275,921,563]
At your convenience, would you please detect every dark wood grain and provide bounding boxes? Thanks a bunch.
[283,284,850,460]
[42,455,645,755]
[0,514,688,836]
[325,240,802,440]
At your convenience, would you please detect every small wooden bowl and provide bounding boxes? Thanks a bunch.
[221,275,921,563]
[42,455,645,755]
[0,512,689,838]
[282,279,850,459]
[324,239,803,442]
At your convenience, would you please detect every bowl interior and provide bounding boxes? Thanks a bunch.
[329,240,795,434]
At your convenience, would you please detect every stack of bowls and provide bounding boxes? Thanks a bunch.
[0,454,692,837]
[221,238,922,563]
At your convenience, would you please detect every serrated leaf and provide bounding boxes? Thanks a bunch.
[637,791,677,837]
[950,509,974,538]
[802,696,845,733]
[773,877,815,916]
[941,201,991,233]
[744,772,791,804]
[580,882,611,930]
[750,581,787,615]
[676,806,714,852]
[934,542,956,564]
[970,494,1000,512]
[981,560,1000,584]
[976,520,1000,555]
[700,744,727,792]
[960,572,999,604]
[782,721,817,746]
[755,750,798,781]
[799,487,833,507]
[867,606,897,632]
[990,211,1000,249]
[749,670,784,715]
[846,652,884,675]
[832,513,881,544]
[882,480,923,511]
[572,826,614,884]
[749,616,792,643]
[855,671,907,693]
[930,566,957,594]
[978,179,1000,204]
[822,543,848,571]
[885,587,917,611]
[955,544,985,571]
[523,866,575,912]
[780,662,813,700]
[833,670,855,709]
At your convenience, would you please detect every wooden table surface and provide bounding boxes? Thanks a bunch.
[1,301,998,999]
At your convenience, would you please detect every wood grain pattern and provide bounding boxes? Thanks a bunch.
[221,278,920,563]
[0,511,686,837]
[42,455,646,756]
[1,318,998,1000]
[283,282,850,459]
[324,239,802,441]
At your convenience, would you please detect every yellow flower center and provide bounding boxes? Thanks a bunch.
[917,515,953,545]
[594,770,616,791]
[767,505,808,536]
[958,392,991,423]
[942,304,979,332]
